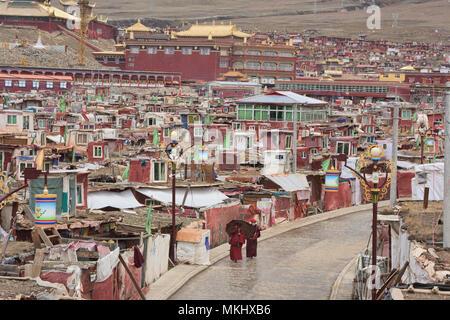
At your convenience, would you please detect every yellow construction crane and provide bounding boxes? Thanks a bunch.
[78,0,89,65]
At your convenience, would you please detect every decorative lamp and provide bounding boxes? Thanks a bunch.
[369,145,383,163]
[324,165,340,192]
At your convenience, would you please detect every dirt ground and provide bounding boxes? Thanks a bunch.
[0,278,51,300]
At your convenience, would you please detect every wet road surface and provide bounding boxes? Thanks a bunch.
[170,209,372,300]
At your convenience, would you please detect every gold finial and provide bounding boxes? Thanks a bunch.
[244,37,247,43]
[130,31,134,40]
[212,20,215,25]
[138,18,141,24]
[208,32,212,40]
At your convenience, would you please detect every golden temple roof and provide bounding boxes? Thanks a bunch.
[126,19,151,32]
[174,23,253,39]
[0,1,80,21]
[59,0,96,8]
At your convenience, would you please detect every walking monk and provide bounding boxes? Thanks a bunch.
[246,218,261,259]
[229,223,245,262]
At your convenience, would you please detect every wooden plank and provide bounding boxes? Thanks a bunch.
[36,228,53,247]
[31,248,45,278]
[31,230,42,249]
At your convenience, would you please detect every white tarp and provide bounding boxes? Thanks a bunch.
[144,234,170,285]
[136,187,228,209]
[87,189,143,210]
[263,173,310,192]
[96,247,120,282]
[46,135,65,144]
[411,162,444,201]
[340,157,359,179]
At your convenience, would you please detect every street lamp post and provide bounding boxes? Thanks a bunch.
[165,131,185,264]
[343,145,395,300]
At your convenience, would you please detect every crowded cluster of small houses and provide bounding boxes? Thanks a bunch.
[0,0,449,300]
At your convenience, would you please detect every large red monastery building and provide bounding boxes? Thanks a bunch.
[93,21,297,82]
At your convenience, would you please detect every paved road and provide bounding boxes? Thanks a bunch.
[170,209,372,300]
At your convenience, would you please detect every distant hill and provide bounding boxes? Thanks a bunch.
[87,0,448,42]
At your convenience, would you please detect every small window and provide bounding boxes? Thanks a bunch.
[7,115,17,125]
[93,146,103,158]
[153,161,167,182]
[38,119,46,129]
[77,133,88,145]
[194,127,203,137]
[4,80,12,87]
[182,47,192,55]
[164,47,174,54]
[301,151,307,158]
[148,47,157,54]
[18,80,26,88]
[46,81,54,89]
[32,81,39,89]
[285,135,292,149]
[130,46,139,54]
[200,47,210,55]
[76,184,84,205]
[59,81,67,89]
[97,28,102,34]
[275,154,284,160]
[310,148,318,154]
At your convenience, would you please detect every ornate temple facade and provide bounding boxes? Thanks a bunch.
[93,21,297,82]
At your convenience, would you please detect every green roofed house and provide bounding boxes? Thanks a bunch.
[235,91,328,130]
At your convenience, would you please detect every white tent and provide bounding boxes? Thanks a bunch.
[411,162,444,201]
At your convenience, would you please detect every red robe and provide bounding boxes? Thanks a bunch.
[229,231,245,261]
[246,228,261,258]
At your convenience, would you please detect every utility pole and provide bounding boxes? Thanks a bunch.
[293,103,297,173]
[169,161,176,262]
[444,82,450,248]
[390,88,399,208]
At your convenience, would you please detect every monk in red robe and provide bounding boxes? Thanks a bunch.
[246,218,261,259]
[229,224,245,262]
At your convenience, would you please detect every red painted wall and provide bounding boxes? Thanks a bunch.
[126,49,221,81]
[204,203,250,248]
[87,142,108,163]
[129,159,151,184]
[324,181,352,211]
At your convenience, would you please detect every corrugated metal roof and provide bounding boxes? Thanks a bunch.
[264,173,310,192]
[237,91,327,105]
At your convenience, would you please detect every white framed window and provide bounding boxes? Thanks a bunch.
[264,51,277,56]
[163,128,170,137]
[130,46,139,54]
[38,119,46,129]
[93,146,103,158]
[194,127,203,137]
[148,118,156,126]
[402,110,411,119]
[59,81,67,89]
[46,81,54,89]
[336,141,351,155]
[285,135,292,149]
[249,126,256,131]
[366,126,374,134]
[44,162,51,172]
[164,47,174,54]
[32,81,39,89]
[76,184,84,205]
[200,47,210,55]
[232,123,242,131]
[147,47,157,54]
[300,151,307,158]
[310,148,318,155]
[322,136,328,149]
[77,133,88,145]
[7,115,17,125]
[4,80,12,87]
[152,161,167,182]
[18,80,26,88]
[247,50,261,56]
[220,49,228,56]
[182,47,192,55]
